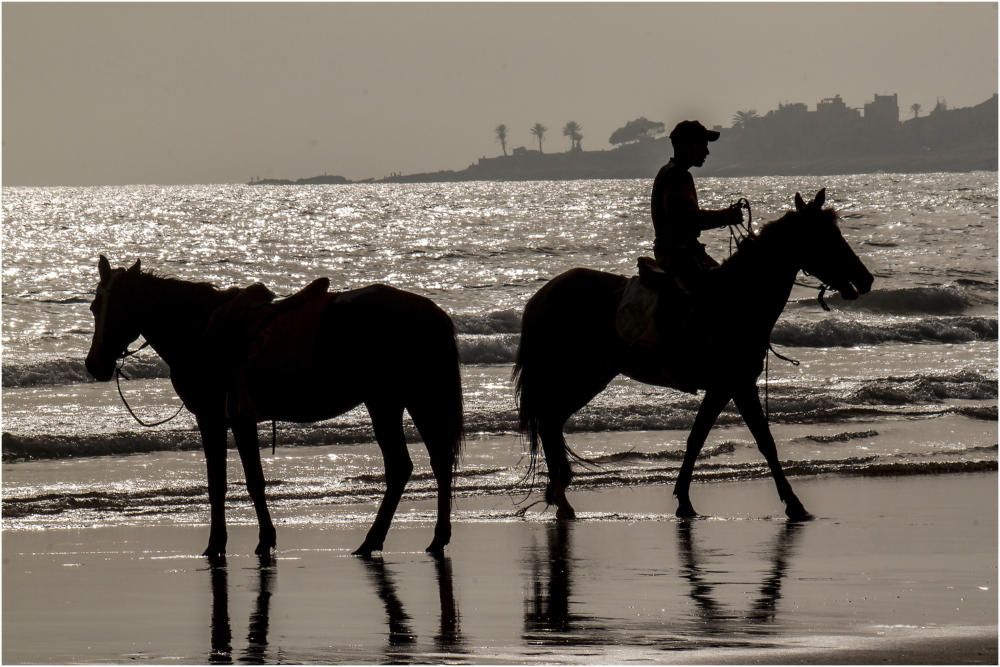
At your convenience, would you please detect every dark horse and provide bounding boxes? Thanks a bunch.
[514,189,873,521]
[85,256,464,558]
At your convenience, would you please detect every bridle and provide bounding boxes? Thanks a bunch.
[727,197,831,311]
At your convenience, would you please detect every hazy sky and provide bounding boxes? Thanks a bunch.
[3,2,997,186]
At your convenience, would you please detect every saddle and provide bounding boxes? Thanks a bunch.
[206,277,334,420]
[616,257,694,348]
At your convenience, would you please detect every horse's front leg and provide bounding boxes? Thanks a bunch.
[353,403,412,557]
[197,414,229,559]
[674,389,730,518]
[232,419,277,556]
[731,383,814,522]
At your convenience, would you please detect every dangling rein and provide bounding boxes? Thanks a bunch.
[115,342,184,427]
[116,343,279,454]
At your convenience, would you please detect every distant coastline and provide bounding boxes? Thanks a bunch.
[250,93,998,185]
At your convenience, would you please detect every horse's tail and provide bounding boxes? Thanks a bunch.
[439,316,465,467]
[512,289,545,475]
[410,305,465,472]
[514,269,623,493]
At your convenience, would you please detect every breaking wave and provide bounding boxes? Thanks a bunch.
[4,449,995,524]
[771,316,996,347]
[4,369,994,462]
[812,286,990,315]
[5,317,996,388]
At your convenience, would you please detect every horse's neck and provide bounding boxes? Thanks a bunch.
[722,233,800,336]
[134,275,226,368]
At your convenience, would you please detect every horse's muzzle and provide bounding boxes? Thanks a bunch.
[841,261,874,299]
[855,270,874,295]
[85,355,114,382]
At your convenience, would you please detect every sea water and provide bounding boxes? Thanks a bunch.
[2,173,996,530]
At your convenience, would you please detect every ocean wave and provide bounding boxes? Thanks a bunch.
[5,314,996,387]
[771,316,996,347]
[3,369,994,461]
[5,453,995,523]
[6,404,991,464]
[848,370,997,405]
[799,430,879,443]
[452,310,522,334]
[458,334,518,364]
[820,286,987,315]
[2,356,168,388]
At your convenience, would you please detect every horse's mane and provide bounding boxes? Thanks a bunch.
[131,268,239,307]
[719,206,839,270]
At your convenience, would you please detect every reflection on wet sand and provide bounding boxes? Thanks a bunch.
[361,557,417,648]
[208,558,276,665]
[522,522,613,646]
[201,521,804,661]
[521,519,807,652]
[432,555,463,650]
[242,559,275,664]
[676,520,804,636]
[360,555,467,660]
[209,562,232,664]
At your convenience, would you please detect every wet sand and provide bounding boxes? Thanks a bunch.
[3,472,997,664]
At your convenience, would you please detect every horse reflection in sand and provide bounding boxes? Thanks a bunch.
[85,257,464,558]
[676,521,805,636]
[515,190,873,520]
[521,521,805,650]
[208,559,275,665]
[360,556,466,658]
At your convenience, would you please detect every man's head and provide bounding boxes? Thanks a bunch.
[669,120,720,168]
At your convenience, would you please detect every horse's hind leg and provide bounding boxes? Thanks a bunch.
[732,384,814,522]
[232,419,277,556]
[410,406,455,555]
[354,402,413,557]
[539,422,576,521]
[674,389,730,518]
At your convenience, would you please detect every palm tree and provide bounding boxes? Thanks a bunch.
[731,110,759,129]
[495,124,509,156]
[530,123,548,153]
[910,103,922,119]
[563,121,583,151]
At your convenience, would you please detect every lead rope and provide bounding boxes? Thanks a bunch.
[115,343,185,427]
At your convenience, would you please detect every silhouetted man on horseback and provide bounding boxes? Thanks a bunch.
[651,120,743,291]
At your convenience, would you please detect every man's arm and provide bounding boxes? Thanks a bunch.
[696,204,742,231]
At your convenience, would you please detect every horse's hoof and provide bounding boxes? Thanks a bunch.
[785,504,815,523]
[352,542,382,558]
[676,505,698,519]
[255,542,276,557]
[555,504,577,521]
[203,549,226,564]
[425,541,447,557]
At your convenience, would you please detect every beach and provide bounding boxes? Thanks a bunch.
[4,471,996,664]
[2,175,996,662]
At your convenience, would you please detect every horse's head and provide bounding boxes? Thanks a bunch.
[789,189,874,301]
[85,255,144,381]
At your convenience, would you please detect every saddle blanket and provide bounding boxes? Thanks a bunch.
[616,276,660,347]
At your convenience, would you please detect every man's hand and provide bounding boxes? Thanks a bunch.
[726,203,744,226]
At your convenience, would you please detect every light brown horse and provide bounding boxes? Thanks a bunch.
[86,257,464,558]
[514,190,874,521]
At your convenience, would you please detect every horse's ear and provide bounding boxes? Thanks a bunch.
[794,192,806,212]
[98,255,111,281]
[814,188,826,208]
[127,259,141,275]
